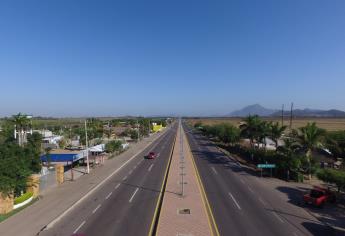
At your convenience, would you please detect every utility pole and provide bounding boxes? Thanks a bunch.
[281,104,284,126]
[290,102,294,131]
[85,120,90,174]
[136,119,140,142]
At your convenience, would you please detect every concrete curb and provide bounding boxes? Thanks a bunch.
[40,128,170,234]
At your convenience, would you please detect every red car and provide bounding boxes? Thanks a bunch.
[303,186,336,208]
[146,151,156,159]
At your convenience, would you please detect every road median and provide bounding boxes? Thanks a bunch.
[156,123,217,236]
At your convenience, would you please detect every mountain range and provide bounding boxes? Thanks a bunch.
[227,104,345,117]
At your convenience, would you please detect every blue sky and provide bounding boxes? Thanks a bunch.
[1,0,345,117]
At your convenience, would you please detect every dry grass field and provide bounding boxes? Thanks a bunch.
[187,117,345,131]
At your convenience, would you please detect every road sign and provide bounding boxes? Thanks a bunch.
[257,164,276,168]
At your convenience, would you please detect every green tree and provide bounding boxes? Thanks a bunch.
[219,124,240,146]
[0,142,32,196]
[269,122,287,149]
[277,138,302,180]
[139,118,150,137]
[240,115,263,149]
[105,140,123,153]
[194,122,203,129]
[12,113,31,130]
[25,132,43,173]
[325,131,345,159]
[297,122,326,179]
[317,168,345,192]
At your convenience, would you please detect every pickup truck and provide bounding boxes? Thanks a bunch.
[303,186,336,208]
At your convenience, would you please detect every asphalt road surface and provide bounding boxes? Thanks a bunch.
[183,123,336,236]
[41,124,177,236]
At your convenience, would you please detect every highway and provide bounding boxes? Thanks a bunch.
[183,123,335,236]
[41,124,177,236]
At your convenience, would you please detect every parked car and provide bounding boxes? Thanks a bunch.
[145,151,156,159]
[303,186,336,208]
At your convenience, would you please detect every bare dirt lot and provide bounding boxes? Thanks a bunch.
[187,117,345,131]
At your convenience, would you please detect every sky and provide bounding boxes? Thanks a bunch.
[0,0,345,117]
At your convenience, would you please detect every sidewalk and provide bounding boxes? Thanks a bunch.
[157,125,215,236]
[0,130,167,236]
[214,139,345,234]
[259,177,345,234]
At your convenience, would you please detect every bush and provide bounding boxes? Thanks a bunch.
[105,140,123,153]
[14,192,33,205]
[317,168,345,192]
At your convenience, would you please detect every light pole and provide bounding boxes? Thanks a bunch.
[85,120,90,174]
[136,119,140,142]
[179,118,185,197]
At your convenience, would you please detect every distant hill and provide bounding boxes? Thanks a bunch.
[227,105,345,118]
[271,108,345,118]
[227,104,278,117]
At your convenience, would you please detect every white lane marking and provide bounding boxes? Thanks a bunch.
[45,130,168,229]
[148,164,154,172]
[258,197,267,206]
[211,167,218,175]
[105,192,113,200]
[129,170,133,175]
[228,192,242,210]
[240,178,245,184]
[272,211,284,223]
[133,165,137,169]
[73,221,86,234]
[247,186,254,194]
[92,204,101,214]
[129,188,139,203]
[115,183,121,189]
[122,175,128,181]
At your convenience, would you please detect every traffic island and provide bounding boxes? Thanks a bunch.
[156,124,218,236]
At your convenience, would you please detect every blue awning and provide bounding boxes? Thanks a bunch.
[40,151,87,162]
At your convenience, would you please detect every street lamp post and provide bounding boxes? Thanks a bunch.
[85,120,90,174]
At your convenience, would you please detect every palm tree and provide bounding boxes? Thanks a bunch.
[12,113,31,146]
[12,113,31,130]
[269,122,287,149]
[240,115,262,149]
[277,138,301,180]
[297,122,325,179]
[221,124,240,146]
[258,121,271,149]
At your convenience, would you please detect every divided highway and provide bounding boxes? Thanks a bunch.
[41,124,177,236]
[183,123,335,236]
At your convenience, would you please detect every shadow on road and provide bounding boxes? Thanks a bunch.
[302,222,336,236]
[276,186,310,206]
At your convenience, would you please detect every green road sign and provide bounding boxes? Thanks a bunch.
[257,164,276,168]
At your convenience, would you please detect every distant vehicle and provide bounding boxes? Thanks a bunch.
[145,151,156,159]
[303,186,336,208]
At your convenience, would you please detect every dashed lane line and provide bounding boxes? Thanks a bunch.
[228,192,242,210]
[105,192,112,200]
[272,211,284,223]
[92,204,101,214]
[129,188,139,203]
[211,167,218,175]
[73,221,86,234]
